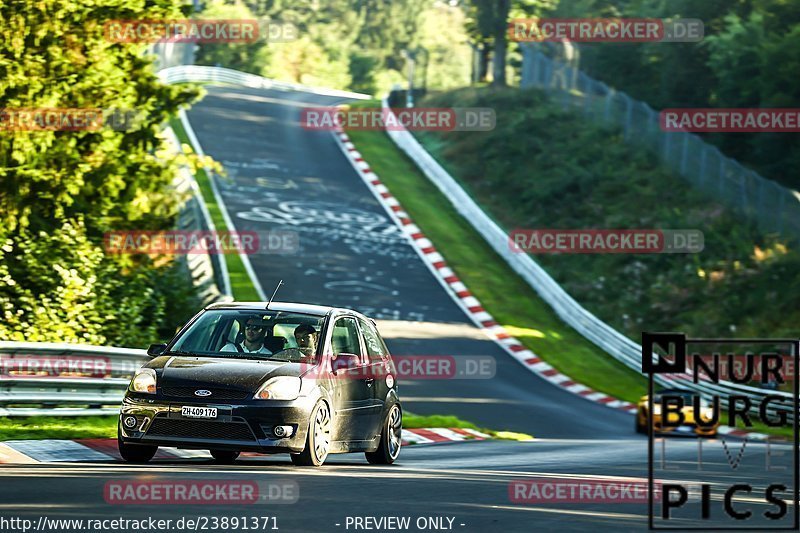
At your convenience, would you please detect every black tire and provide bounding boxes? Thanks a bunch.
[635,411,647,434]
[291,401,331,467]
[210,450,240,464]
[366,404,402,465]
[118,425,157,463]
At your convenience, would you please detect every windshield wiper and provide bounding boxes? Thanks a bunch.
[168,350,225,358]
[229,353,284,361]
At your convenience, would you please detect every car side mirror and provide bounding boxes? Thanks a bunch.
[331,353,360,373]
[147,343,168,357]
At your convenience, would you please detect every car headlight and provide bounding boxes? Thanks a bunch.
[131,368,157,394]
[255,376,301,400]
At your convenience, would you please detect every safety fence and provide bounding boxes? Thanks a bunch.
[519,44,800,240]
[157,65,370,101]
[382,96,797,420]
[163,127,233,303]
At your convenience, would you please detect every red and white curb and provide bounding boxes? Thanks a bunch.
[402,427,490,445]
[716,426,768,440]
[332,127,768,442]
[0,429,489,463]
[333,128,637,414]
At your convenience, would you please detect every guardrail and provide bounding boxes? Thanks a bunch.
[380,97,796,419]
[157,65,371,100]
[163,126,233,302]
[0,343,147,417]
[519,44,800,240]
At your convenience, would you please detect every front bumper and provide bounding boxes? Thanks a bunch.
[119,393,316,453]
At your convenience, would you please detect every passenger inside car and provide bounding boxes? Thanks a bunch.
[294,324,319,357]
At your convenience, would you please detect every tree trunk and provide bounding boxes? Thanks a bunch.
[491,0,510,86]
[478,43,490,82]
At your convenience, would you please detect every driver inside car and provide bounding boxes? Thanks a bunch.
[294,324,319,357]
[221,317,273,354]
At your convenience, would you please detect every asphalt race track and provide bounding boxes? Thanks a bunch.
[184,86,633,438]
[3,85,792,532]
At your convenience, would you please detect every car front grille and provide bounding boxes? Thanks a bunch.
[161,386,252,401]
[146,418,256,441]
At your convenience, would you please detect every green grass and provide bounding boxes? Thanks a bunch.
[415,87,800,341]
[0,416,117,441]
[1,413,526,442]
[403,413,480,430]
[345,100,647,403]
[169,117,260,301]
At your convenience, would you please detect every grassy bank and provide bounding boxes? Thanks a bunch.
[345,101,648,403]
[416,87,800,342]
[169,117,260,301]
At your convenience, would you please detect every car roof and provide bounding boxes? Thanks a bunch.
[204,301,371,320]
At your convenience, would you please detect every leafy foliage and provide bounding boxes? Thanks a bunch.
[195,0,471,95]
[0,0,202,347]
[552,0,800,189]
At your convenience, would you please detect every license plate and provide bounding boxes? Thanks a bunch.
[181,406,217,419]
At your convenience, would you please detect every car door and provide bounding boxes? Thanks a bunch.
[329,316,373,443]
[358,318,391,440]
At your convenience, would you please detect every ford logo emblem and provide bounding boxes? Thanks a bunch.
[194,389,212,397]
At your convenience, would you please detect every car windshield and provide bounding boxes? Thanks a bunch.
[170,309,325,364]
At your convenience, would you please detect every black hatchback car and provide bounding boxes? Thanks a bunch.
[118,302,402,466]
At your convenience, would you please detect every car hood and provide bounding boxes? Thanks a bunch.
[149,355,300,392]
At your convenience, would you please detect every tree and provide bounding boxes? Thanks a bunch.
[465,0,555,86]
[194,0,270,74]
[0,0,200,345]
[491,0,511,85]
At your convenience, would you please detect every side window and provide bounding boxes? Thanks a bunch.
[273,324,299,348]
[331,317,362,357]
[359,319,387,362]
